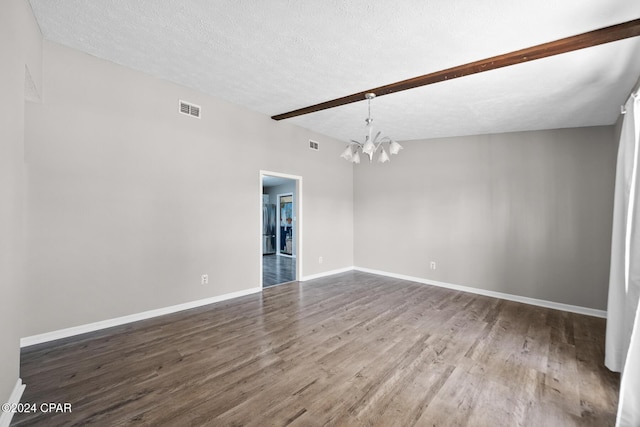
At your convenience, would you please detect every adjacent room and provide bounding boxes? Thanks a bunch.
[2,1,640,426]
[262,174,299,287]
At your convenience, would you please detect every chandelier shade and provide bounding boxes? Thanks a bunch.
[389,139,403,155]
[352,150,361,164]
[378,147,390,163]
[340,145,353,160]
[341,93,402,164]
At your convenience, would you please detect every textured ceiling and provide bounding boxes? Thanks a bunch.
[28,0,640,143]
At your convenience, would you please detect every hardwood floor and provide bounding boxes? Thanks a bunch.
[262,254,296,287]
[13,272,619,426]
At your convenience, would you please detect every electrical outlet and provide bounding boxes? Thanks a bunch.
[319,256,323,264]
[201,274,208,285]
[430,262,436,270]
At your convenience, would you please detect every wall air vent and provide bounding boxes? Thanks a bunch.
[179,100,201,119]
[309,140,319,151]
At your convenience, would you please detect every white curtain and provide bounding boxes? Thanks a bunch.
[605,92,640,427]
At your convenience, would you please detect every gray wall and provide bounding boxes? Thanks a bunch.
[23,41,354,336]
[0,0,42,403]
[354,127,616,310]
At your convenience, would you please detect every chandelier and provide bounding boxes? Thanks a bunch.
[340,93,403,164]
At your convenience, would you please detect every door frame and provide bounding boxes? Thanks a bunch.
[259,171,302,289]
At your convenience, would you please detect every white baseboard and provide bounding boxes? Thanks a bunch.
[354,267,607,318]
[19,267,607,348]
[0,378,26,427]
[20,287,262,348]
[300,266,355,282]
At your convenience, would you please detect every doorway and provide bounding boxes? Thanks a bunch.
[260,172,301,288]
[277,193,294,257]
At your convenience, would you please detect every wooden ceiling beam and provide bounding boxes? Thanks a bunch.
[271,18,640,121]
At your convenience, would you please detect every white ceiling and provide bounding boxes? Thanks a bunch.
[28,0,640,143]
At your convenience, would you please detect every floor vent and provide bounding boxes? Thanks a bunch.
[179,100,201,118]
[309,140,319,151]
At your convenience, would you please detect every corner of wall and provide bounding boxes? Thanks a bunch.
[0,0,43,407]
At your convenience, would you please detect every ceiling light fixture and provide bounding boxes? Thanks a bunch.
[340,93,402,164]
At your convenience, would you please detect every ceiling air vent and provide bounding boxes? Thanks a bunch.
[309,140,319,151]
[179,100,201,119]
